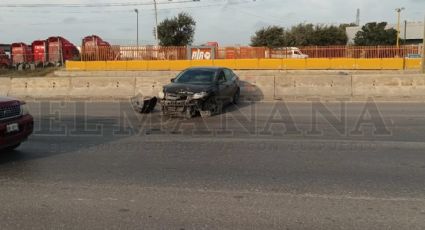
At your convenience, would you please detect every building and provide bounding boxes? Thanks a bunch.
[346,21,424,45]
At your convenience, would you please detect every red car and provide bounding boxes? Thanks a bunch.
[0,97,34,151]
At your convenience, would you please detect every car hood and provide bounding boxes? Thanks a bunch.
[163,83,215,94]
[0,96,20,108]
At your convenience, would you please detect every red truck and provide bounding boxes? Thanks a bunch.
[0,48,11,69]
[11,43,33,68]
[47,36,79,65]
[32,40,48,67]
[81,35,116,61]
[0,97,33,151]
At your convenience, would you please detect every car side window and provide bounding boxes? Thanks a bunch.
[223,69,234,82]
[218,71,226,83]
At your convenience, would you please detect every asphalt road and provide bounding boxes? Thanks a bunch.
[1,100,425,229]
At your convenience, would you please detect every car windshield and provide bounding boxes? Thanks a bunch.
[175,69,216,84]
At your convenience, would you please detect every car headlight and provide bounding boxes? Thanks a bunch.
[192,92,209,100]
[20,102,30,116]
[158,91,165,99]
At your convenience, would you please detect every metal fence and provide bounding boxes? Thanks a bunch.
[298,45,421,58]
[79,45,422,61]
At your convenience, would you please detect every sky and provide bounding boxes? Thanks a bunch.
[0,0,423,46]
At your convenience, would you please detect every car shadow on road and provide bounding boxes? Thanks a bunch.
[239,80,265,102]
[0,150,24,163]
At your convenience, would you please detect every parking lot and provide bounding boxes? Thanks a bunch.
[1,101,425,229]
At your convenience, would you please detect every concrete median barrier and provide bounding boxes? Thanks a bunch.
[3,71,425,101]
[135,77,171,99]
[69,77,136,99]
[0,78,11,96]
[274,75,352,99]
[352,74,425,98]
[8,77,71,98]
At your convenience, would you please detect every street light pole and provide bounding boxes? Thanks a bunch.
[134,9,139,47]
[153,0,159,45]
[395,7,405,48]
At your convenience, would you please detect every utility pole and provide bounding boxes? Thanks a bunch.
[153,0,159,45]
[151,0,200,45]
[404,20,407,44]
[422,15,425,73]
[356,9,360,26]
[134,9,139,47]
[395,7,405,48]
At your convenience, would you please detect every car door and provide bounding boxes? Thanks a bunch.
[220,69,235,103]
[216,70,229,103]
[224,68,238,97]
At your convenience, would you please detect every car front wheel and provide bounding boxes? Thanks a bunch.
[201,96,220,118]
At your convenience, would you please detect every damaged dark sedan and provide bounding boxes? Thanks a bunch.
[159,67,240,118]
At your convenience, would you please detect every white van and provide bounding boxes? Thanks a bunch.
[270,47,309,59]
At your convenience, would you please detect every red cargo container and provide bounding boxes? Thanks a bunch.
[32,40,48,66]
[81,35,116,61]
[47,36,79,65]
[11,43,33,66]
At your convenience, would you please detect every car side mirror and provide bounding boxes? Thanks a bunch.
[170,78,175,83]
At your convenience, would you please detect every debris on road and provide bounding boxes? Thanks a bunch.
[131,94,158,114]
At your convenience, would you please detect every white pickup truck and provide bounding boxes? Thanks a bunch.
[270,47,309,59]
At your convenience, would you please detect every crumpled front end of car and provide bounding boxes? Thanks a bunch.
[160,92,205,118]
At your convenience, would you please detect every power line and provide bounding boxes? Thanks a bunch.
[0,0,205,8]
[0,0,257,27]
[1,0,255,14]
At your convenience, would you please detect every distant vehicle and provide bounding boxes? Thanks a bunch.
[270,47,309,59]
[0,48,11,69]
[406,54,422,59]
[0,96,34,152]
[32,40,48,67]
[205,42,219,47]
[47,36,80,65]
[159,67,240,118]
[11,43,33,68]
[81,35,116,61]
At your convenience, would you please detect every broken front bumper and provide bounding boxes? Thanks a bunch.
[160,99,203,117]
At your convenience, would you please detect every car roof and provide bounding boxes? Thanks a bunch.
[186,66,224,71]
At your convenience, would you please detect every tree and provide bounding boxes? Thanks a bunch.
[157,12,196,46]
[285,23,315,46]
[310,25,348,45]
[354,22,397,46]
[250,26,286,48]
[285,24,347,46]
[251,24,348,47]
